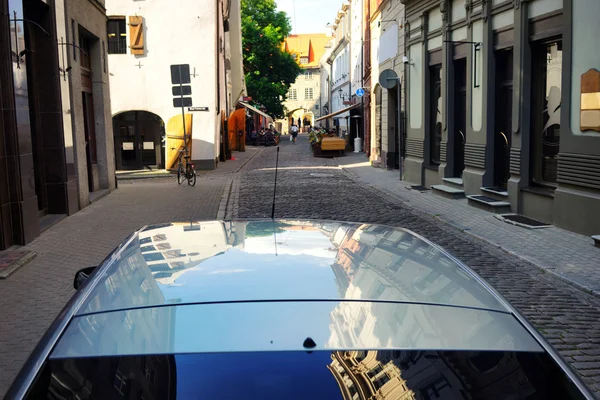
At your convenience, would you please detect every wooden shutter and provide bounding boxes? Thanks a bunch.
[129,16,144,55]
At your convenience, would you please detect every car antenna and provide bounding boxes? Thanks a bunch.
[271,146,280,256]
[271,146,280,219]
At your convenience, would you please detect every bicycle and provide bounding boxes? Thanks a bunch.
[173,148,197,186]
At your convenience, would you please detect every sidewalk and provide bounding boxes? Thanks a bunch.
[336,152,600,297]
[116,147,263,180]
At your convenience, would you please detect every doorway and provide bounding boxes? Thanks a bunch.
[493,49,513,189]
[387,86,400,169]
[113,111,164,170]
[453,58,467,177]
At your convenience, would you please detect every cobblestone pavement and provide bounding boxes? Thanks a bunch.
[228,133,600,396]
[336,152,600,297]
[0,176,227,397]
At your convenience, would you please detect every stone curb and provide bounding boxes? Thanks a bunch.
[0,251,37,279]
[335,159,600,299]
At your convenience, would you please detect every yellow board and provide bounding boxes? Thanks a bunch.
[166,114,193,169]
[321,137,346,151]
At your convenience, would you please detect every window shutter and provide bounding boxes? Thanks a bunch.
[129,16,144,55]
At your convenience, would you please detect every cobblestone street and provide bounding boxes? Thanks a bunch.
[229,134,600,396]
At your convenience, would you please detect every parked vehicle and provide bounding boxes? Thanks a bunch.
[5,220,594,399]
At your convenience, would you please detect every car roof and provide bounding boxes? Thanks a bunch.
[50,220,544,359]
[74,220,509,316]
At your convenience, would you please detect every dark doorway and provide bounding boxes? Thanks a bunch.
[23,8,47,214]
[80,33,97,191]
[113,111,164,170]
[453,58,467,177]
[82,92,96,191]
[387,86,400,169]
[493,49,513,189]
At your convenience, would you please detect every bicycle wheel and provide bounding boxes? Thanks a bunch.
[177,164,184,185]
[187,164,196,186]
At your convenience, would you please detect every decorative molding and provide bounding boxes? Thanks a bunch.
[427,28,443,39]
[558,153,600,190]
[510,147,521,175]
[482,0,488,21]
[405,137,424,158]
[464,143,486,169]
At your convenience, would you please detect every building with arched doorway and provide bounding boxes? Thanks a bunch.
[106,0,245,171]
[277,33,332,134]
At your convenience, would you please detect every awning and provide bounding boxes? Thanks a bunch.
[315,104,360,122]
[239,101,272,120]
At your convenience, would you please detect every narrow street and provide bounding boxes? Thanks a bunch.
[1,134,600,397]
[230,133,600,395]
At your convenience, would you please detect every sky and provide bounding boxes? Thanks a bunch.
[276,0,343,35]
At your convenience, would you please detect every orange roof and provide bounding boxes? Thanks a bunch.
[283,33,331,69]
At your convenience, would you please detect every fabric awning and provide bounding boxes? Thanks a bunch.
[239,101,272,120]
[315,103,360,122]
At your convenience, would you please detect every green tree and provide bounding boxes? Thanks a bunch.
[241,0,301,119]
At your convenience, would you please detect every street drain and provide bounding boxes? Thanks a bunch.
[310,173,334,178]
[409,185,430,192]
[497,214,551,229]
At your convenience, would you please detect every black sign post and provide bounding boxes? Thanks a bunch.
[170,64,192,160]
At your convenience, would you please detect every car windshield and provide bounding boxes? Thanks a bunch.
[27,350,586,399]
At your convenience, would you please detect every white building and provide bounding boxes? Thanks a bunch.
[277,34,331,134]
[106,0,245,171]
[316,3,354,137]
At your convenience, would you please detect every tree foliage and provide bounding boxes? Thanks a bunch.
[241,0,301,119]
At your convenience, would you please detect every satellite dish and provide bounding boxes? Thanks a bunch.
[379,69,399,89]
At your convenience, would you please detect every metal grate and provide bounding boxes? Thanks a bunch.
[501,214,550,227]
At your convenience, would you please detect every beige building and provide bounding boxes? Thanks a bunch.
[278,34,331,134]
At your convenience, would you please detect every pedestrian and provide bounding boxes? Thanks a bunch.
[291,123,299,144]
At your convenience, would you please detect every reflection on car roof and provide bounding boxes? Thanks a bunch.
[76,220,507,316]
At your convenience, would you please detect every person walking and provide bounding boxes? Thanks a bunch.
[290,123,299,144]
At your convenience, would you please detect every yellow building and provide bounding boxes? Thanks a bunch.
[278,34,332,134]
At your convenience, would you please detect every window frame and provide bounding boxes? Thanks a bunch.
[107,16,127,54]
[531,37,562,188]
[429,64,443,166]
[304,87,314,100]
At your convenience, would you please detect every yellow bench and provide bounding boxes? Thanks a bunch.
[321,137,346,151]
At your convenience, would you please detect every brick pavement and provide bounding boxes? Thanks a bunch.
[227,133,600,396]
[336,152,600,297]
[0,175,227,397]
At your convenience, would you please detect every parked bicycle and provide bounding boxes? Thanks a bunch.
[172,147,197,186]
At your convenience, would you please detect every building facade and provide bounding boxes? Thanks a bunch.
[325,4,353,136]
[370,0,405,170]
[278,34,330,134]
[106,0,244,171]
[0,0,115,249]
[402,0,600,235]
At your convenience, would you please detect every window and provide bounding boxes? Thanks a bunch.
[113,369,128,396]
[300,56,308,64]
[304,88,313,100]
[374,374,390,389]
[107,17,127,54]
[532,39,562,186]
[79,35,91,71]
[71,19,77,61]
[421,378,450,399]
[430,65,442,164]
[304,70,313,80]
[288,88,298,100]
